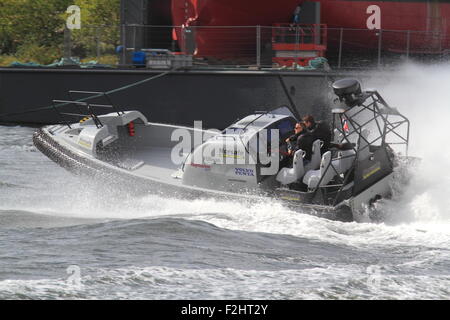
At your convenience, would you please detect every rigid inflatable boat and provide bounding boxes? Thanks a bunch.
[33,79,412,222]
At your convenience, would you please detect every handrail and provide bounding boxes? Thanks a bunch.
[69,90,123,116]
[52,99,103,129]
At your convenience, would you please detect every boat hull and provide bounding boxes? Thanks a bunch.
[350,173,394,222]
[33,126,351,221]
[171,0,450,58]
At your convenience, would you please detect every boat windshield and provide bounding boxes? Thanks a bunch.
[222,127,247,134]
[268,106,298,120]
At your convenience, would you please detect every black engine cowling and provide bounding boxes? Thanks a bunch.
[332,79,362,107]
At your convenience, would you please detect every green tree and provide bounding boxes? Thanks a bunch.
[71,0,120,57]
[0,0,120,64]
[0,0,71,55]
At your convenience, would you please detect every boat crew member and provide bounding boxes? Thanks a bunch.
[285,123,301,148]
[283,122,314,167]
[281,122,302,168]
[302,115,332,153]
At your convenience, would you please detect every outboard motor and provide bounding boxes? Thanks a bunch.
[332,79,363,107]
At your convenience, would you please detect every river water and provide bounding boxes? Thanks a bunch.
[0,63,449,299]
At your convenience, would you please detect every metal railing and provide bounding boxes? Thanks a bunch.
[93,24,450,69]
[3,24,450,70]
[51,90,124,129]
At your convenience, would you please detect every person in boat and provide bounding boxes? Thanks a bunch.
[283,122,314,167]
[302,115,331,154]
[285,122,302,148]
[280,122,302,168]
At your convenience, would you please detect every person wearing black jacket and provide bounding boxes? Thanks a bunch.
[302,115,331,153]
[285,123,301,148]
[285,122,314,163]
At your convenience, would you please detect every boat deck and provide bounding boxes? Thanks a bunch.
[123,147,184,185]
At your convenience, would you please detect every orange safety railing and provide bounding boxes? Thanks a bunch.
[271,23,327,66]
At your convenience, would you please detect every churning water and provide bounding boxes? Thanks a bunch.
[0,62,449,299]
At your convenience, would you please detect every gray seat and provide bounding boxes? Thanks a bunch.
[304,139,322,172]
[332,149,356,174]
[302,151,335,190]
[276,149,306,185]
[304,129,369,190]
